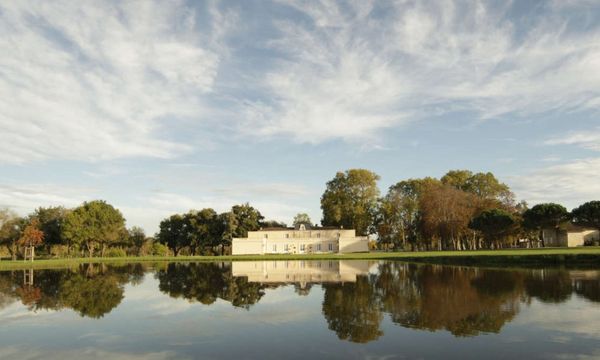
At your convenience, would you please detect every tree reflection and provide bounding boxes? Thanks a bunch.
[322,275,383,343]
[0,264,142,318]
[156,262,267,309]
[524,269,573,303]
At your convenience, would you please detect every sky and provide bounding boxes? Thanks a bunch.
[1,0,599,234]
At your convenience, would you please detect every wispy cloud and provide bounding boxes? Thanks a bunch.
[545,127,600,152]
[509,157,600,208]
[239,0,600,144]
[0,0,231,164]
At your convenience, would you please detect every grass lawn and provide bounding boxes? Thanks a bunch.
[1,247,599,270]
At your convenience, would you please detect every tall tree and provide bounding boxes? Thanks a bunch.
[186,208,219,255]
[0,209,26,260]
[321,169,380,236]
[62,200,126,257]
[231,203,264,238]
[571,201,600,233]
[420,184,478,250]
[127,226,147,256]
[469,209,517,249]
[522,203,569,247]
[156,214,189,257]
[17,218,45,260]
[32,206,69,252]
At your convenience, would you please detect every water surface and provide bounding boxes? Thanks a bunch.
[1,260,599,359]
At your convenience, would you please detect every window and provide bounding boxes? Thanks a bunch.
[316,233,320,238]
[264,234,268,239]
[285,233,289,238]
[284,244,289,251]
[328,243,333,251]
[300,244,305,251]
[272,244,277,252]
[317,244,321,251]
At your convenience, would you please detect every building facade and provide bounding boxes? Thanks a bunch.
[543,224,600,247]
[232,260,375,283]
[232,225,368,255]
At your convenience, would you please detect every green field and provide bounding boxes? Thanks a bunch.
[1,247,599,270]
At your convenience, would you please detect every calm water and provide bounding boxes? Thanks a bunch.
[1,260,599,359]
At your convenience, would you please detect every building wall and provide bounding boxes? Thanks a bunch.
[339,236,368,253]
[567,230,600,247]
[232,228,368,255]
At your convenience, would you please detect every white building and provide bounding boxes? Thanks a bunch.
[232,224,368,255]
[543,223,600,247]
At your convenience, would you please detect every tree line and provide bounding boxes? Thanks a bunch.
[320,169,600,250]
[1,168,599,259]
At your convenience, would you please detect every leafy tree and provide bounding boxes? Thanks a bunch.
[215,211,237,254]
[231,203,264,238]
[186,208,220,255]
[420,184,478,250]
[157,214,189,256]
[522,203,569,246]
[0,209,26,260]
[18,218,44,260]
[127,226,147,256]
[378,178,441,250]
[321,169,380,236]
[62,200,127,257]
[441,170,473,190]
[32,206,69,252]
[293,213,312,228]
[469,209,517,248]
[571,201,600,232]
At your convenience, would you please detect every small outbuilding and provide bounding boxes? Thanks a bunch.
[542,223,600,247]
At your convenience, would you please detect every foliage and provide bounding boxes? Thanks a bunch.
[62,200,126,257]
[293,213,312,228]
[231,203,264,238]
[522,203,569,230]
[571,201,600,230]
[321,169,380,236]
[32,206,69,248]
[469,209,517,247]
[17,218,45,247]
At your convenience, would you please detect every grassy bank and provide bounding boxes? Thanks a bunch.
[1,247,599,270]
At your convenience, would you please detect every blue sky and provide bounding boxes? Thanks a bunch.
[1,0,599,233]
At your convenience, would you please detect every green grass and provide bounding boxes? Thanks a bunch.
[1,247,599,270]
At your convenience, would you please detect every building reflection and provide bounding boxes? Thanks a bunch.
[231,260,376,285]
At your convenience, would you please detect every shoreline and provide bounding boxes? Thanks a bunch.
[1,247,599,270]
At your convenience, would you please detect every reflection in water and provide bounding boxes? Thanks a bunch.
[0,261,600,345]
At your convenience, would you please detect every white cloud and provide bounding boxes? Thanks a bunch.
[545,127,600,152]
[0,183,92,213]
[0,1,230,164]
[509,158,600,208]
[240,0,600,144]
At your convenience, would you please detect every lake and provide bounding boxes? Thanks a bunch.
[1,260,599,359]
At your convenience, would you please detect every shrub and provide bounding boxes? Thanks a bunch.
[105,247,127,257]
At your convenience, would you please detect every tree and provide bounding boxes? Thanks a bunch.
[293,213,312,228]
[186,209,219,255]
[231,203,264,238]
[321,169,380,236]
[522,203,569,247]
[156,214,189,257]
[420,184,478,250]
[17,218,45,260]
[571,201,600,233]
[469,209,517,249]
[0,209,26,260]
[32,206,69,252]
[378,177,441,250]
[215,211,237,254]
[442,170,514,206]
[127,227,147,256]
[62,200,127,257]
